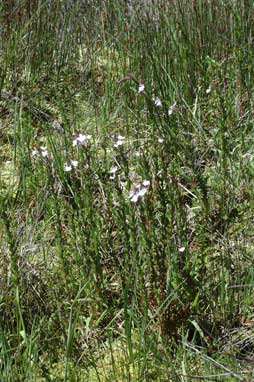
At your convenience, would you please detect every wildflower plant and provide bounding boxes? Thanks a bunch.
[1,1,254,381]
[113,135,125,148]
[72,133,92,147]
[128,179,150,203]
[138,83,145,94]
[153,97,162,107]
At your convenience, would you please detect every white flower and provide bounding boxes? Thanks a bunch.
[31,148,39,157]
[129,186,148,202]
[109,166,118,179]
[72,138,78,147]
[41,147,49,158]
[158,138,164,144]
[142,180,150,187]
[153,97,162,107]
[206,85,212,94]
[138,187,148,197]
[113,135,125,148]
[71,160,78,168]
[178,246,185,253]
[32,145,50,158]
[109,166,118,174]
[64,160,78,172]
[168,102,177,116]
[64,163,72,172]
[128,179,150,203]
[77,133,92,144]
[129,192,140,203]
[73,133,92,147]
[138,83,145,93]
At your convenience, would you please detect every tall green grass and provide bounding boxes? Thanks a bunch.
[1,0,254,380]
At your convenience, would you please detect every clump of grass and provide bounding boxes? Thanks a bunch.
[1,0,254,380]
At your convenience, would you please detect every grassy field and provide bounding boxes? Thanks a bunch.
[1,0,254,380]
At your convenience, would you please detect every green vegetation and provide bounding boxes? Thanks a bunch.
[1,0,254,380]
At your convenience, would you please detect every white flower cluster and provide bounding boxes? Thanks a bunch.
[137,80,178,117]
[113,135,125,148]
[129,179,150,203]
[73,133,92,147]
[64,160,79,172]
[31,146,49,158]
